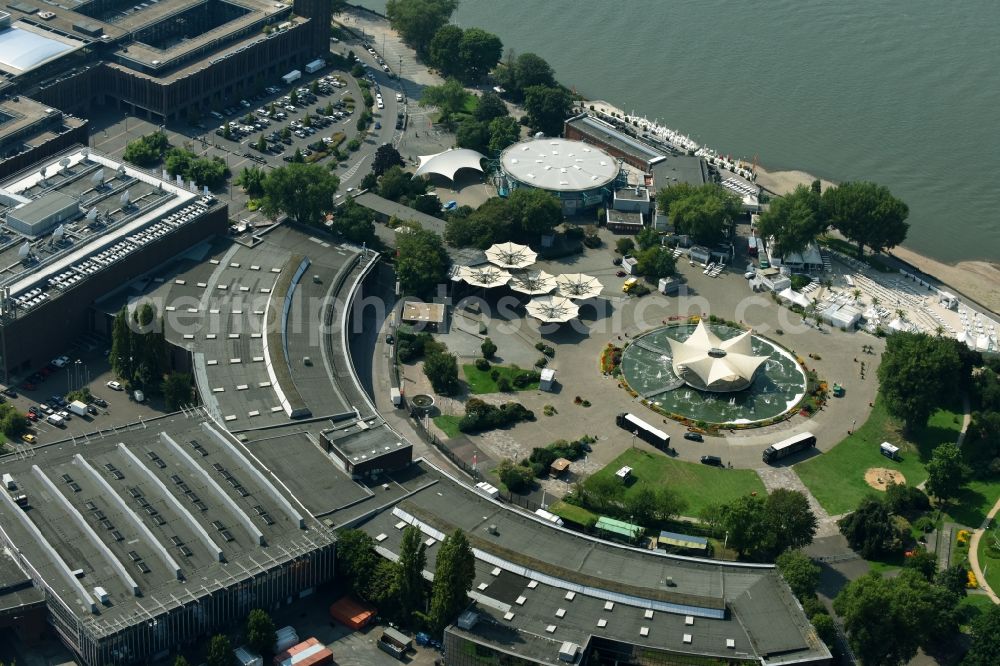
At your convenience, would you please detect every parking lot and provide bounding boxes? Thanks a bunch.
[4,343,171,450]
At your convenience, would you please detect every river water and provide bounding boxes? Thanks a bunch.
[354,0,1000,265]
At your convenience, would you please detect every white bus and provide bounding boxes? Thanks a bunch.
[616,412,670,450]
[762,432,817,464]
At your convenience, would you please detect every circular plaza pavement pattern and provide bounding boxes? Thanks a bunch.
[619,323,808,424]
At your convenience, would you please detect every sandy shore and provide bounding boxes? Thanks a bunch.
[755,167,1000,314]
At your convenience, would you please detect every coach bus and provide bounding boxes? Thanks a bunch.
[762,432,817,464]
[616,412,670,450]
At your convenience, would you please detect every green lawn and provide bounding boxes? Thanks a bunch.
[976,524,1000,599]
[796,399,962,515]
[589,448,766,516]
[959,594,996,630]
[433,415,463,438]
[942,478,1000,528]
[549,501,599,527]
[462,364,539,394]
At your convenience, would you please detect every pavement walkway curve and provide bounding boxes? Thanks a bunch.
[968,497,1000,604]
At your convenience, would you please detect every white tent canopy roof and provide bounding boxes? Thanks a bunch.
[666,320,767,392]
[509,270,557,295]
[457,264,511,288]
[415,148,487,181]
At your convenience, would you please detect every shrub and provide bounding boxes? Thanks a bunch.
[535,356,548,368]
[513,371,540,388]
[497,459,535,493]
[800,595,826,619]
[481,337,497,359]
[913,516,934,533]
[616,238,635,255]
[496,377,512,392]
[458,399,534,433]
[474,358,491,371]
[490,369,500,381]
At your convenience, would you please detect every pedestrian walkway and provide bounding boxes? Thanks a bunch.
[756,466,842,538]
[968,497,1000,604]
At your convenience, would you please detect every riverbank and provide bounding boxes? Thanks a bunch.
[753,166,1000,314]
[341,6,1000,317]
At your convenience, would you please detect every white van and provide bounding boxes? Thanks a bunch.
[47,413,65,427]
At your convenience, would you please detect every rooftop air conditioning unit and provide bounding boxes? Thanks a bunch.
[558,642,579,662]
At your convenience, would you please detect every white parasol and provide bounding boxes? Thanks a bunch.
[556,273,604,299]
[525,295,579,323]
[485,242,537,270]
[457,264,512,288]
[508,270,558,296]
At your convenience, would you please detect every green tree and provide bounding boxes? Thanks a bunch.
[456,119,490,153]
[623,487,658,528]
[756,184,824,256]
[329,200,376,245]
[877,332,962,431]
[669,184,742,246]
[396,227,450,298]
[935,563,969,599]
[581,474,622,512]
[822,181,909,257]
[413,193,442,217]
[634,246,676,281]
[496,459,534,492]
[523,85,572,137]
[458,28,502,81]
[236,166,266,197]
[764,488,818,555]
[372,143,405,177]
[123,131,169,166]
[428,25,464,77]
[964,411,1000,476]
[386,0,458,56]
[161,372,193,410]
[109,305,134,380]
[720,495,768,557]
[335,530,381,599]
[420,78,470,121]
[480,337,497,359]
[261,163,340,225]
[838,497,901,558]
[810,612,836,648]
[205,634,232,666]
[423,349,459,395]
[834,570,959,665]
[502,52,556,100]
[903,549,937,580]
[775,550,820,600]
[256,134,268,152]
[0,403,27,437]
[290,89,299,106]
[174,656,191,666]
[656,182,696,216]
[654,485,687,522]
[963,604,1000,665]
[475,92,509,123]
[379,166,429,203]
[487,116,520,155]
[925,442,968,504]
[424,530,475,634]
[397,526,428,623]
[635,226,660,251]
[616,237,635,255]
[507,187,562,238]
[445,197,514,248]
[246,608,276,655]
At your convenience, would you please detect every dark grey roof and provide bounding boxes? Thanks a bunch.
[731,576,818,660]
[565,114,665,165]
[352,192,445,235]
[650,155,708,190]
[0,415,333,636]
[9,190,78,225]
[345,461,830,665]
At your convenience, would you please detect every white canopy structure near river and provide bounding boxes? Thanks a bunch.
[414,148,487,182]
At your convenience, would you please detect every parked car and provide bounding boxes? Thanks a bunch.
[2,387,16,398]
[133,390,145,403]
[92,396,108,408]
[683,432,704,442]
[21,433,36,444]
[25,412,37,421]
[106,380,123,391]
[87,405,98,415]
[700,455,723,467]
